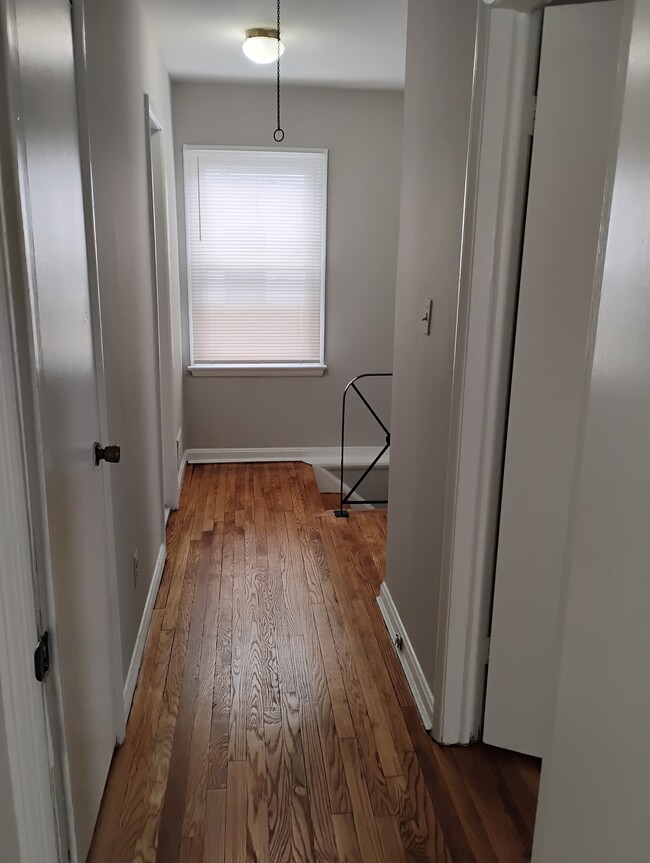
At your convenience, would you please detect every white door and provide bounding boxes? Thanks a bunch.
[13,0,120,858]
[146,99,178,511]
[483,2,622,757]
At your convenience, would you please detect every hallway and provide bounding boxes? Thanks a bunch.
[89,463,539,862]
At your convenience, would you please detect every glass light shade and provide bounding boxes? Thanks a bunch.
[242,29,285,64]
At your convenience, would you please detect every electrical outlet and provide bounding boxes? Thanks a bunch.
[176,430,182,468]
[133,550,140,589]
[394,633,404,651]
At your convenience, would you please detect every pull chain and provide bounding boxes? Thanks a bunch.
[273,0,284,142]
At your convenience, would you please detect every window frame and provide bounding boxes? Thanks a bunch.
[183,144,329,377]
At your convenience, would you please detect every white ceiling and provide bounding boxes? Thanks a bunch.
[141,0,407,89]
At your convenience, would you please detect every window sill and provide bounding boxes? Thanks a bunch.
[188,364,327,378]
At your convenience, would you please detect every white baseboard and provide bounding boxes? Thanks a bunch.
[123,541,166,721]
[184,445,390,471]
[377,582,434,731]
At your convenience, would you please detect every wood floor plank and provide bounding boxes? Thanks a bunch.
[398,751,452,863]
[401,707,479,863]
[361,589,417,710]
[281,511,313,635]
[182,531,222,837]
[351,598,413,755]
[355,513,387,586]
[517,753,542,803]
[263,495,296,697]
[192,463,212,540]
[223,463,237,512]
[179,836,203,862]
[266,707,293,863]
[160,468,200,620]
[157,535,212,863]
[451,744,534,863]
[300,702,341,861]
[88,610,166,863]
[247,726,270,863]
[279,462,294,512]
[266,462,284,516]
[314,686,352,816]
[282,690,316,863]
[320,523,394,816]
[89,462,541,863]
[488,747,539,844]
[203,789,227,863]
[110,625,175,862]
[228,506,248,762]
[376,815,409,863]
[225,761,247,863]
[339,737,387,863]
[201,464,216,532]
[312,603,355,740]
[298,460,325,514]
[286,505,324,606]
[214,462,228,519]
[208,512,234,789]
[131,546,202,862]
[332,814,363,863]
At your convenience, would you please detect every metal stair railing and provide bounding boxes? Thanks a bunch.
[334,373,393,518]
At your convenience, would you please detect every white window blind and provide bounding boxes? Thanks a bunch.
[184,147,327,368]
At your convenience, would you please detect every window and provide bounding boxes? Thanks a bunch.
[184,146,328,376]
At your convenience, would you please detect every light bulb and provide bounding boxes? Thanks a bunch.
[242,29,285,65]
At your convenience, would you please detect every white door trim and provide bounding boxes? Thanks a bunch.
[71,0,126,742]
[145,94,179,512]
[434,8,543,744]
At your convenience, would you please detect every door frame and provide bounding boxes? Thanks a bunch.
[145,94,179,513]
[433,5,544,744]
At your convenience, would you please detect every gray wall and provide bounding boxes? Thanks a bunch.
[385,0,480,687]
[172,82,403,450]
[0,681,20,863]
[532,1,650,858]
[83,0,182,680]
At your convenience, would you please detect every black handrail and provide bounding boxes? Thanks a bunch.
[334,373,393,518]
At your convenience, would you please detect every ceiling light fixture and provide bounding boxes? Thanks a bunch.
[242,28,284,65]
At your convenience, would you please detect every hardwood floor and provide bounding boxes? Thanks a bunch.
[88,463,540,863]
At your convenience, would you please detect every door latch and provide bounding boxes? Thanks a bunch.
[34,631,50,683]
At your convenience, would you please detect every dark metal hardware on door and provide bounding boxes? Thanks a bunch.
[93,442,121,465]
[34,630,50,682]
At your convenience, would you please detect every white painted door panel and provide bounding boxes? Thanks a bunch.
[13,0,118,857]
[483,2,622,757]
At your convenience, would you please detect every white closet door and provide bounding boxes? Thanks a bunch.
[13,0,121,857]
[483,1,622,757]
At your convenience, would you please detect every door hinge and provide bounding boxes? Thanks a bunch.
[34,630,51,682]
